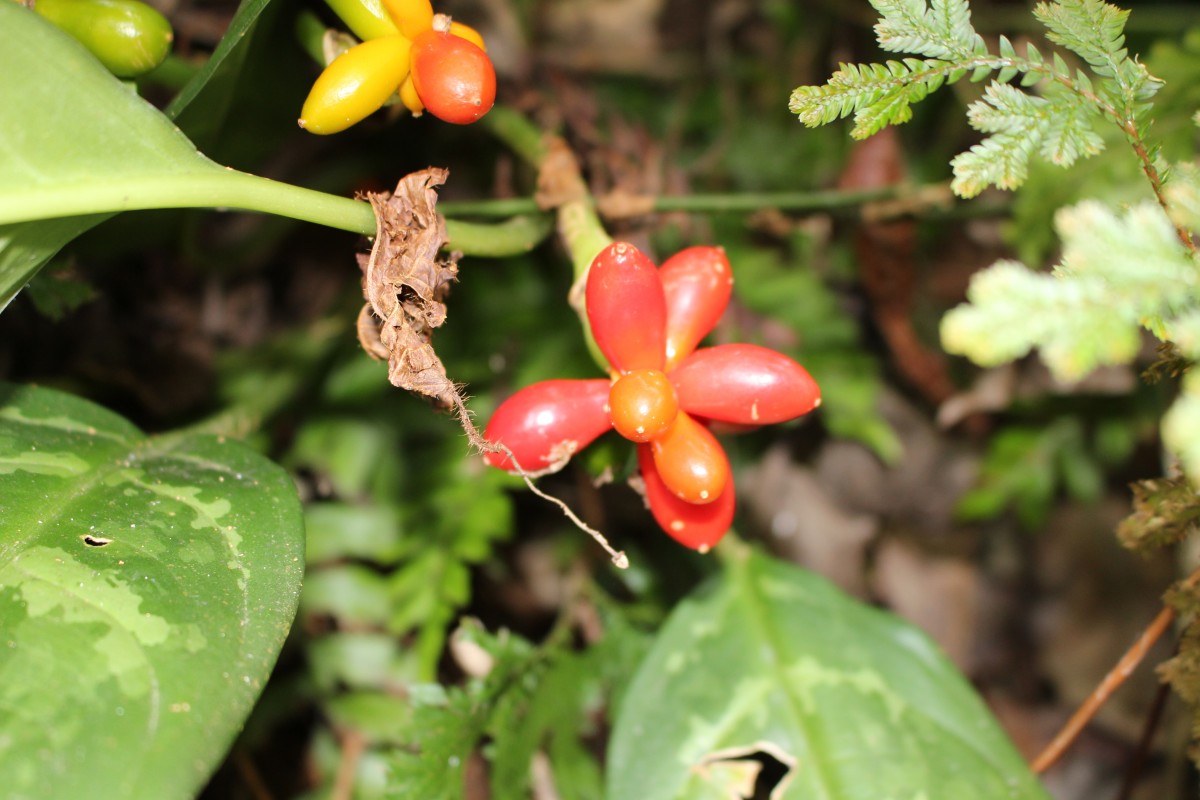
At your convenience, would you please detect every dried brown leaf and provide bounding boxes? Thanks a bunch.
[358,168,461,407]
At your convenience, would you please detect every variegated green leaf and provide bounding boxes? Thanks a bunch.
[607,547,1049,800]
[0,383,304,799]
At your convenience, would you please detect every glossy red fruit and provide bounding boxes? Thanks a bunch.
[410,28,496,124]
[649,412,729,504]
[483,379,612,474]
[638,444,735,552]
[671,344,820,425]
[659,246,733,369]
[609,368,678,443]
[585,242,667,374]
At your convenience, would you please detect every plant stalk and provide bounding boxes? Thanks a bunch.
[0,170,378,234]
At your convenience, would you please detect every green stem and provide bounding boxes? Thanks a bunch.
[440,185,917,218]
[444,214,554,257]
[0,169,377,234]
[478,105,550,167]
[477,105,613,368]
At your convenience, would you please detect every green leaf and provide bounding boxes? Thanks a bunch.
[942,201,1195,380]
[872,0,986,60]
[790,58,964,139]
[165,0,273,125]
[0,382,304,799]
[0,5,217,308]
[1034,0,1130,78]
[607,548,1049,800]
[0,3,371,309]
[0,218,104,314]
[956,419,1097,528]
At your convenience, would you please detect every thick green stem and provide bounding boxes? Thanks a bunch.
[444,214,554,257]
[0,169,377,234]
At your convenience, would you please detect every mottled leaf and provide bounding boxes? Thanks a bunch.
[607,548,1050,800]
[0,383,304,799]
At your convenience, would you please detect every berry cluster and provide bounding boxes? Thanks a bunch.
[483,242,821,552]
[300,0,495,133]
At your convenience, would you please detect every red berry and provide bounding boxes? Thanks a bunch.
[659,246,733,369]
[648,412,729,504]
[637,444,735,552]
[483,379,612,474]
[671,344,821,425]
[585,242,667,374]
[609,369,678,443]
[410,28,496,124]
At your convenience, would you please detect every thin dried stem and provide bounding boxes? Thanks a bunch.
[1032,565,1200,773]
[447,394,629,570]
[331,729,366,800]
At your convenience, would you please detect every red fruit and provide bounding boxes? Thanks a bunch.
[637,444,735,552]
[585,242,667,374]
[410,28,496,124]
[483,379,612,474]
[648,412,729,504]
[659,246,733,369]
[671,344,820,425]
[609,368,678,443]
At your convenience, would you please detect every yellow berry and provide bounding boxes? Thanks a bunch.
[299,34,412,135]
[448,21,485,51]
[381,0,432,39]
[398,73,424,116]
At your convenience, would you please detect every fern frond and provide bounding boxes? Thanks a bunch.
[950,84,1048,196]
[1054,201,1194,303]
[1038,86,1105,167]
[941,260,1142,379]
[1034,0,1129,78]
[871,0,987,60]
[949,82,1107,196]
[789,59,957,138]
[941,201,1199,381]
[1034,0,1161,103]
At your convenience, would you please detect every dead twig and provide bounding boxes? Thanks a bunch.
[331,728,367,800]
[1032,565,1200,773]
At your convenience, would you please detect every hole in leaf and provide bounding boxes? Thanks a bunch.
[695,741,795,800]
[81,534,112,547]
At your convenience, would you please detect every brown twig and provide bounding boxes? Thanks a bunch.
[1032,565,1200,773]
[331,728,367,800]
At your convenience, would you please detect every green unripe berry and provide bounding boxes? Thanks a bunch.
[31,0,174,78]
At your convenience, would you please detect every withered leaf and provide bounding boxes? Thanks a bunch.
[357,168,461,407]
